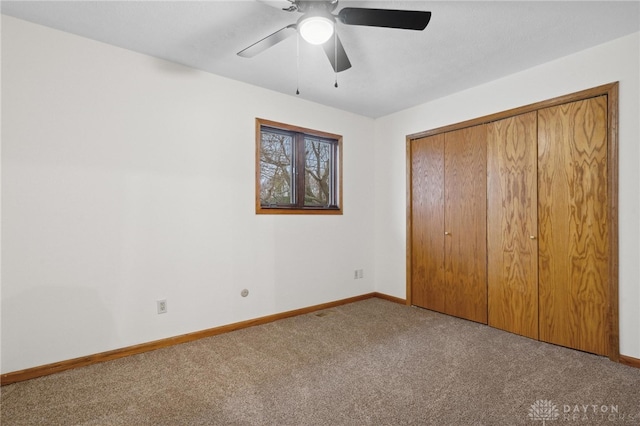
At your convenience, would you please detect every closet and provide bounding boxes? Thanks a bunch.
[408,84,617,359]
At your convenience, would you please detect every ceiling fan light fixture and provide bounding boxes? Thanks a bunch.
[298,15,334,45]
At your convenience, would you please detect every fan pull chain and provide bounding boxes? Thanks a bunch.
[334,31,338,88]
[296,32,300,95]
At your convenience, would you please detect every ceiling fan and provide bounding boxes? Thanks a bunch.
[237,0,432,73]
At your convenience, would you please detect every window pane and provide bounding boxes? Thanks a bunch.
[304,137,333,206]
[260,130,293,205]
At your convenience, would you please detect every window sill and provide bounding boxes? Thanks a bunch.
[256,206,343,215]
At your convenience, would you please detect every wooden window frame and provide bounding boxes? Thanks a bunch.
[256,118,343,215]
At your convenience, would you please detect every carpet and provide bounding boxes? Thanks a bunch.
[2,298,639,425]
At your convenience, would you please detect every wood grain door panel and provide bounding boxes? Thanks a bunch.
[411,135,446,312]
[487,112,539,339]
[444,126,488,324]
[538,96,609,356]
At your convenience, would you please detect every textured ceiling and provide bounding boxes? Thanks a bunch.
[2,1,639,118]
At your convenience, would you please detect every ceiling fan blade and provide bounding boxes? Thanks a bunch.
[237,24,297,58]
[256,0,297,12]
[256,0,293,8]
[337,8,431,30]
[322,33,352,73]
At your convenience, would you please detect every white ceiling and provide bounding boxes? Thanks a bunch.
[2,1,639,118]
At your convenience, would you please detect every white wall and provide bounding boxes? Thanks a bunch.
[373,32,640,359]
[1,16,375,374]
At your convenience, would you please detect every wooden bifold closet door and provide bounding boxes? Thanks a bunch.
[411,125,487,324]
[444,126,487,323]
[486,96,609,356]
[411,134,445,312]
[537,96,609,356]
[487,112,539,340]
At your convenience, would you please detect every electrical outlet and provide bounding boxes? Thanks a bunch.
[354,270,359,279]
[358,269,364,279]
[157,299,167,314]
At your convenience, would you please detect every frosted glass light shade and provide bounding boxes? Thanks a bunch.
[299,16,334,45]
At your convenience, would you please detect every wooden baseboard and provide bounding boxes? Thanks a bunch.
[1,292,402,386]
[373,292,406,305]
[619,355,640,369]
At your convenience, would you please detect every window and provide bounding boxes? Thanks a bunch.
[256,118,342,214]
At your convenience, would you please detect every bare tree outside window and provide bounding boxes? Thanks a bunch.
[260,131,293,206]
[256,119,342,215]
[304,137,332,206]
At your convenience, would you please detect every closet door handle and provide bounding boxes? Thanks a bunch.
[444,231,451,236]
[529,235,536,240]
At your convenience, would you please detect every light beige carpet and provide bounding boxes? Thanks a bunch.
[2,298,639,425]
